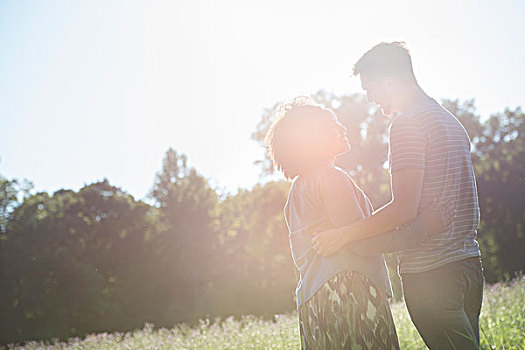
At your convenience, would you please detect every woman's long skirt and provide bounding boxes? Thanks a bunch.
[298,269,399,349]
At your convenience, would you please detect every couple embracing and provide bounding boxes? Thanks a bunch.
[264,42,484,349]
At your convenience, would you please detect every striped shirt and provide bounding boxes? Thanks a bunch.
[388,97,481,274]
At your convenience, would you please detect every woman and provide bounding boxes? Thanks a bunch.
[264,97,445,349]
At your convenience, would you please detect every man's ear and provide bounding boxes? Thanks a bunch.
[383,76,395,89]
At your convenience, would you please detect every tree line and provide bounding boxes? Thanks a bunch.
[0,91,523,344]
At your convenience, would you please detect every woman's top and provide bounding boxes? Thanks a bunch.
[284,163,391,308]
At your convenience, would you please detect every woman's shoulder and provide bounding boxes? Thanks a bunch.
[320,164,353,183]
[297,164,354,191]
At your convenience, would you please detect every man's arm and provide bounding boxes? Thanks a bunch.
[345,211,432,256]
[312,168,424,256]
[354,167,425,236]
[348,221,427,256]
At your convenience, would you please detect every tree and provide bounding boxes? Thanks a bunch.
[472,107,525,281]
[0,180,152,344]
[211,181,296,316]
[0,175,32,236]
[148,148,219,323]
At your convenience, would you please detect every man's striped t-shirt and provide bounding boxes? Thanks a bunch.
[388,97,481,274]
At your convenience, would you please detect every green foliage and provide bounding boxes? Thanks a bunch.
[474,107,525,281]
[0,176,32,235]
[0,149,227,344]
[210,181,295,317]
[0,177,18,235]
[0,93,523,344]
[147,148,220,324]
[3,278,523,350]
[0,180,154,342]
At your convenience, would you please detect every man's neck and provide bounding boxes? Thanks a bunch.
[394,85,430,113]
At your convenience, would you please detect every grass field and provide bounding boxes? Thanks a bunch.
[6,276,524,350]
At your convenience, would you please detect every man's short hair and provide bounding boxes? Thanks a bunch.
[353,42,417,83]
[264,96,334,180]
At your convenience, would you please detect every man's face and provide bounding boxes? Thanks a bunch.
[360,75,394,115]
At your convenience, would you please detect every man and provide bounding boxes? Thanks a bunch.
[313,42,484,349]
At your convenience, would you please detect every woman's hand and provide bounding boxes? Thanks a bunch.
[311,228,345,257]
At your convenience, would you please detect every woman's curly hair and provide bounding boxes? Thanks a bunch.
[264,96,335,180]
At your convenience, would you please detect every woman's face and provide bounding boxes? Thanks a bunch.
[289,109,350,164]
[326,114,351,156]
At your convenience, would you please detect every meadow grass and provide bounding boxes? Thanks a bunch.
[5,276,524,350]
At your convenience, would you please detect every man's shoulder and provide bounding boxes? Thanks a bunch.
[402,99,452,121]
[389,112,424,135]
[392,99,454,133]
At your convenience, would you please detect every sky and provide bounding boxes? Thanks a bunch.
[1,0,524,200]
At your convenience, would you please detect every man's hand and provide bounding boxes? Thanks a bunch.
[418,199,455,235]
[311,228,345,257]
